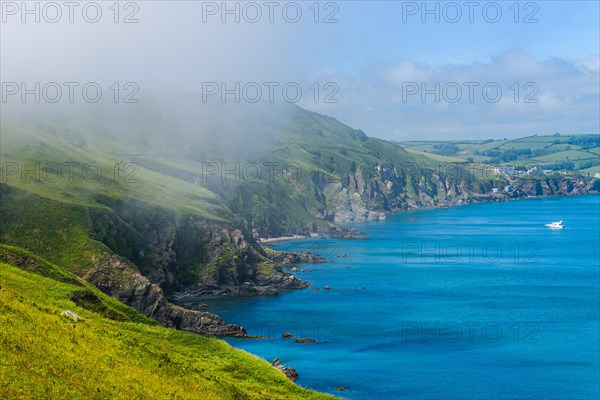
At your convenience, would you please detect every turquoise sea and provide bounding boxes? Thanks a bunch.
[204,196,600,399]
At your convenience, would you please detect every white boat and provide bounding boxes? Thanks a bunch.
[545,220,564,229]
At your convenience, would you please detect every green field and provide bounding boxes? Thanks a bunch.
[403,148,467,163]
[397,134,600,173]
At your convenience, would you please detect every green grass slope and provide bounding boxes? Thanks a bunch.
[0,244,157,325]
[0,246,336,400]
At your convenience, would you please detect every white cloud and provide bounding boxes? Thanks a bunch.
[303,52,600,140]
[384,61,432,86]
[577,56,600,73]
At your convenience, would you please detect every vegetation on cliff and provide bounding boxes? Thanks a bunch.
[0,247,336,399]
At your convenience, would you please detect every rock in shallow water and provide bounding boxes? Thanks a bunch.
[295,337,316,343]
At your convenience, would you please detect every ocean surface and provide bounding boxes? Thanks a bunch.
[203,196,600,399]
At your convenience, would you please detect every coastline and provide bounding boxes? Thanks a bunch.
[210,195,600,399]
[325,190,600,225]
[256,194,600,248]
[258,234,319,244]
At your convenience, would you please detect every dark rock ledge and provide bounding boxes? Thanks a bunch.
[83,253,248,337]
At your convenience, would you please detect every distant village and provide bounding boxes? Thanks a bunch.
[486,165,600,194]
[487,165,600,179]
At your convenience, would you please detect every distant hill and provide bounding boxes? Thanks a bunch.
[398,134,600,176]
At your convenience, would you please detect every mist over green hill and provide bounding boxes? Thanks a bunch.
[1,91,461,235]
[1,92,597,340]
[1,91,598,398]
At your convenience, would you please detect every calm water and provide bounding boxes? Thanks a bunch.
[204,196,600,399]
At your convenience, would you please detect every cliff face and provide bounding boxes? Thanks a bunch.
[89,198,311,301]
[320,164,471,221]
[82,252,248,336]
[320,164,599,222]
[0,243,247,335]
[0,184,310,335]
[508,176,599,197]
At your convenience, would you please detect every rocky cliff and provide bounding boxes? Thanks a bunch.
[320,164,599,222]
[85,196,322,308]
[0,243,247,336]
[81,252,248,336]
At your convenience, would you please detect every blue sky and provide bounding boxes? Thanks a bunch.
[2,1,599,140]
[305,1,599,69]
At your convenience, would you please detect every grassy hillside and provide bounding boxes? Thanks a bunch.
[0,244,157,325]
[1,95,420,237]
[0,246,336,399]
[398,134,600,174]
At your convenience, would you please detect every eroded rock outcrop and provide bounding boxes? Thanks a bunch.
[322,164,599,222]
[272,358,299,381]
[83,253,248,337]
[269,251,327,265]
[90,200,314,300]
[172,266,309,298]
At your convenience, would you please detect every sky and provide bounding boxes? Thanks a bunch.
[1,0,599,140]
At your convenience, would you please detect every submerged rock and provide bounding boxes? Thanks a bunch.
[295,338,316,343]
